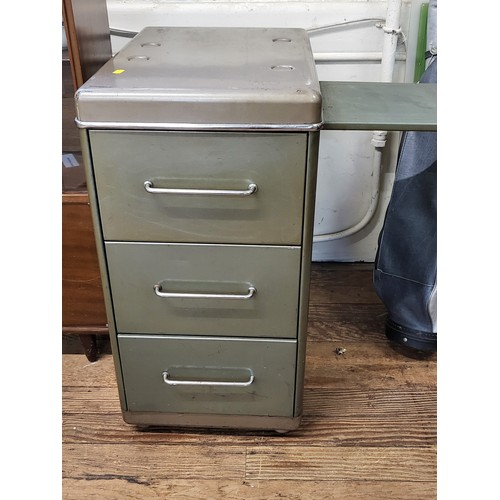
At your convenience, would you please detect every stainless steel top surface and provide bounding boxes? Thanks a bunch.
[75,27,321,130]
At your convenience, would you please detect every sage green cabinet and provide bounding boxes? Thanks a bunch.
[78,26,321,431]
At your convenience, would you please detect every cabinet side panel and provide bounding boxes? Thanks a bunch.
[80,129,127,411]
[294,131,320,416]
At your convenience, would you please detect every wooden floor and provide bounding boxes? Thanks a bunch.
[62,263,437,499]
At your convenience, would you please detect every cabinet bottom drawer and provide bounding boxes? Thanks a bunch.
[118,335,297,417]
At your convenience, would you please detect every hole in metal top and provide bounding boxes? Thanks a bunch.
[140,42,162,47]
[127,55,150,61]
[270,65,295,71]
[272,38,292,43]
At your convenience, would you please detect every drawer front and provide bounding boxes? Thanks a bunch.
[118,335,297,417]
[106,242,301,338]
[90,130,307,245]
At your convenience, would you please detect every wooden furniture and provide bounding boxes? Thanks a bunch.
[62,195,108,357]
[77,27,321,431]
[62,0,113,87]
[62,0,112,361]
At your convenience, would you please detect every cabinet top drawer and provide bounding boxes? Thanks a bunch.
[90,131,308,245]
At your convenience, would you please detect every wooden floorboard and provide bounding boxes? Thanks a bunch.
[62,263,437,499]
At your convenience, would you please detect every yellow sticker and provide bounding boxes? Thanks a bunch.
[113,69,125,74]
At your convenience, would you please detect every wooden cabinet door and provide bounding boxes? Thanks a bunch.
[62,195,108,332]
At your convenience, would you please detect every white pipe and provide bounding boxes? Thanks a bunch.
[380,0,403,83]
[313,0,402,243]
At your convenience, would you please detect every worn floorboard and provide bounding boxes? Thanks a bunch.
[62,263,437,499]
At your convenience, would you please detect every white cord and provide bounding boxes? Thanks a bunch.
[306,18,386,35]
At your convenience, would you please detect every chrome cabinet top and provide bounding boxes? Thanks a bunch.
[75,27,321,130]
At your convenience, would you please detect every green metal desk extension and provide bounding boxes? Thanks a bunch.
[320,81,437,131]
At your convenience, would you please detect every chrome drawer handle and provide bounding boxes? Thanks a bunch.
[154,284,256,300]
[144,180,258,196]
[162,370,255,387]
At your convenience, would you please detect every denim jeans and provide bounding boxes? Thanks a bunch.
[373,58,437,342]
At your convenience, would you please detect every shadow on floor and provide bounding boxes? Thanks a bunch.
[62,334,112,355]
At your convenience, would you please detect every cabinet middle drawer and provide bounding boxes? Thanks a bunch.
[106,242,301,338]
[90,130,307,245]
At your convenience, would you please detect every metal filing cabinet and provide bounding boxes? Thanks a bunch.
[76,27,322,431]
